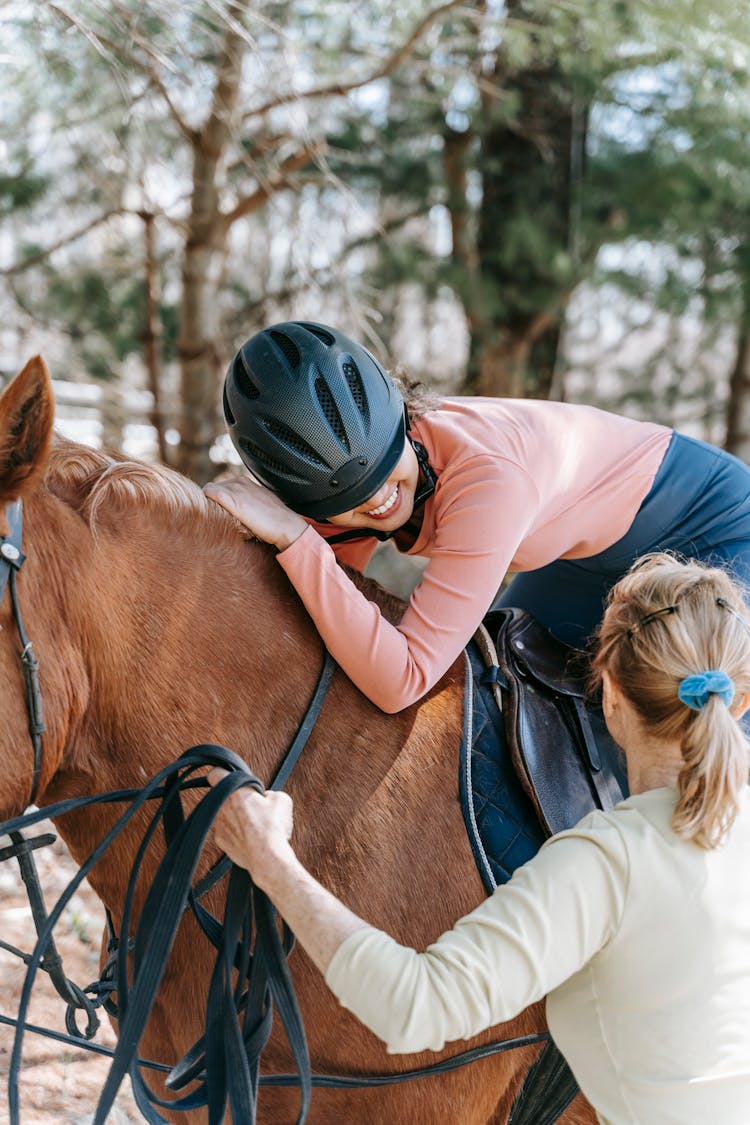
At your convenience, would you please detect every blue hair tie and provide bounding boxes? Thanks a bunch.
[677,670,735,712]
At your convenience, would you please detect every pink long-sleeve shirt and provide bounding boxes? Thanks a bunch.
[277,398,672,712]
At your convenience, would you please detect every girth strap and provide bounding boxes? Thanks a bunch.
[507,1038,580,1125]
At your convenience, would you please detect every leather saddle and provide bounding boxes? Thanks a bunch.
[475,607,628,840]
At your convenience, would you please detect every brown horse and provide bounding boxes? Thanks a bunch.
[0,356,597,1124]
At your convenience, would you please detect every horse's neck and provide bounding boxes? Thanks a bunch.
[32,491,323,813]
[25,486,470,938]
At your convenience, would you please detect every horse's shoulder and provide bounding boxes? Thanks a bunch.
[345,564,406,624]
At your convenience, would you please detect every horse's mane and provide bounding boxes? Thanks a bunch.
[45,435,220,527]
[43,435,406,617]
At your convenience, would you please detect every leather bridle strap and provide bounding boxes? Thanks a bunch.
[270,652,336,791]
[93,746,311,1125]
[182,648,337,927]
[0,829,99,1037]
[0,500,45,806]
[0,746,312,1125]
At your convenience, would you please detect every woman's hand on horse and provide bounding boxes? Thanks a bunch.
[207,769,370,975]
[207,767,295,887]
[204,477,307,551]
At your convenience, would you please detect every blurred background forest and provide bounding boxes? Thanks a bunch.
[2,0,750,482]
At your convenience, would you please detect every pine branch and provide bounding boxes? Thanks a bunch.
[242,0,470,120]
[230,203,428,317]
[1,209,125,275]
[222,144,326,228]
[47,3,198,144]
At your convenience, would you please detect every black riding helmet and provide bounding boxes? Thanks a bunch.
[223,321,407,520]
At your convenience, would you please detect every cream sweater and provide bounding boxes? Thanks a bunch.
[325,788,750,1125]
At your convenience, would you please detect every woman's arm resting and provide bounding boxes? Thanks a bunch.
[276,457,540,711]
[204,477,307,551]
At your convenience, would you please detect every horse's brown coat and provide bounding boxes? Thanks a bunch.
[0,358,596,1124]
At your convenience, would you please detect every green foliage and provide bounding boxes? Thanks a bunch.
[584,39,750,337]
[24,256,144,379]
[2,0,750,414]
[0,168,51,212]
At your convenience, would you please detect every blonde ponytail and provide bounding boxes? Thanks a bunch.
[674,695,748,848]
[593,553,750,849]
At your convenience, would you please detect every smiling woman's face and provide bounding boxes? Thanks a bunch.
[325,441,420,532]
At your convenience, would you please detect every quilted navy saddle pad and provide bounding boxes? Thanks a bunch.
[459,637,546,891]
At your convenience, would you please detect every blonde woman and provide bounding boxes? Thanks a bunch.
[210,554,750,1124]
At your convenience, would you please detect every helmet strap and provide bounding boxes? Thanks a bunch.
[323,526,395,545]
[321,436,437,546]
[411,439,437,509]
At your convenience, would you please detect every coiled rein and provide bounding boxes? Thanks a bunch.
[0,748,549,1124]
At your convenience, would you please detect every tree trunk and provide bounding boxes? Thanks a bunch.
[140,211,169,465]
[176,215,227,483]
[724,265,750,460]
[443,123,490,356]
[724,245,750,456]
[175,23,249,484]
[444,124,476,276]
[464,6,586,398]
[100,373,126,451]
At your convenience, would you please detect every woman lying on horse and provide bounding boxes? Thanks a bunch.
[210,553,750,1124]
[206,320,750,712]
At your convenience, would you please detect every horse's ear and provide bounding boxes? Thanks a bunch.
[0,356,55,509]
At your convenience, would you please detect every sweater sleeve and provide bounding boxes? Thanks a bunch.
[277,457,540,712]
[324,816,629,1053]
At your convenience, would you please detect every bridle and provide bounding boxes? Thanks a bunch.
[0,498,101,1045]
[0,499,45,807]
[0,498,564,1125]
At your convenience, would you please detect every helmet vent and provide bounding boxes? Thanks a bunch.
[262,418,329,467]
[299,323,335,346]
[315,377,350,452]
[239,439,288,476]
[234,357,261,400]
[223,384,236,426]
[239,439,310,484]
[342,360,367,416]
[269,331,301,370]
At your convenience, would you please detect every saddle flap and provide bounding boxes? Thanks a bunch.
[493,607,589,697]
[483,608,628,837]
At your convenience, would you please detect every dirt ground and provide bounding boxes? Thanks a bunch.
[0,823,142,1124]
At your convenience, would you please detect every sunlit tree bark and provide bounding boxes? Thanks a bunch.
[725,250,750,461]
